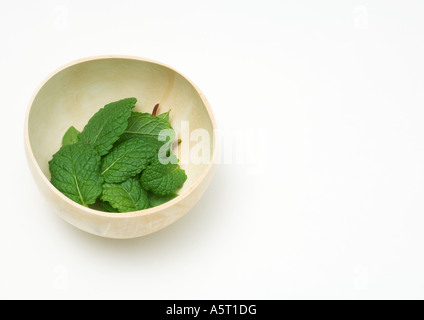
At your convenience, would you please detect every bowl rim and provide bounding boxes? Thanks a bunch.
[24,55,217,218]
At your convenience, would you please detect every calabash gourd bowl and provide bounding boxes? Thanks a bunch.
[24,56,217,239]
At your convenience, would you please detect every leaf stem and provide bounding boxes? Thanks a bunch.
[152,103,159,116]
[172,139,182,150]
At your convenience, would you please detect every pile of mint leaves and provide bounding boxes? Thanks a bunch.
[49,98,187,213]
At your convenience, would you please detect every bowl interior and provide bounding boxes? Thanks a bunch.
[27,57,215,199]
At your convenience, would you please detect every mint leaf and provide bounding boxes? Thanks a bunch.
[157,110,171,122]
[100,200,118,213]
[62,126,80,146]
[79,98,136,156]
[140,154,187,196]
[101,178,149,213]
[147,192,178,207]
[89,200,119,213]
[49,143,103,206]
[120,112,175,144]
[100,137,158,184]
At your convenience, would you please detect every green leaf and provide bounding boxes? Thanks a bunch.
[62,126,80,146]
[120,112,175,144]
[140,154,187,196]
[101,178,149,213]
[89,200,116,212]
[100,137,158,184]
[79,98,136,156]
[100,200,118,213]
[157,110,171,122]
[49,143,103,206]
[147,192,178,208]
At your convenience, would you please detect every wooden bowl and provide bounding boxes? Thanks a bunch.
[24,55,217,239]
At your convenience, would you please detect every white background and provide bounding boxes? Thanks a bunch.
[1,0,424,300]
